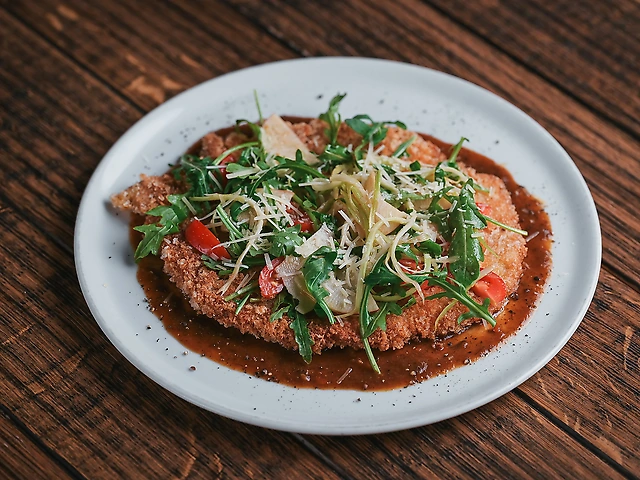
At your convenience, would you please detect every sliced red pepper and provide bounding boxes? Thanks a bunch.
[476,202,492,216]
[184,219,230,259]
[471,272,507,307]
[398,258,425,272]
[259,257,285,299]
[287,205,313,233]
[216,155,234,186]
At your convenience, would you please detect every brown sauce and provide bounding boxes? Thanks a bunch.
[134,123,552,391]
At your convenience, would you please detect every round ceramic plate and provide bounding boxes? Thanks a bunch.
[75,58,601,435]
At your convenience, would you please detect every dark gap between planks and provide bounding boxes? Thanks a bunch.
[513,390,636,479]
[0,404,88,480]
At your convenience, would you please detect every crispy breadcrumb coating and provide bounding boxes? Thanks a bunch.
[110,173,182,215]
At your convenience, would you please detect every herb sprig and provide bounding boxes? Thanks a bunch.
[133,194,188,259]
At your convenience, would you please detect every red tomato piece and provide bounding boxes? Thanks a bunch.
[398,258,424,272]
[217,156,234,185]
[259,257,285,299]
[184,219,230,259]
[471,272,507,307]
[287,206,313,233]
[476,202,492,216]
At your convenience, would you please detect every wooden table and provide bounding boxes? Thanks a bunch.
[1,1,638,478]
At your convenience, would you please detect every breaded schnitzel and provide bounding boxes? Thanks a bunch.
[112,97,526,371]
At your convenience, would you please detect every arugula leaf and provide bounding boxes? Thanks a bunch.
[363,257,400,287]
[395,243,420,264]
[174,156,215,202]
[234,293,251,315]
[296,194,337,231]
[246,159,324,197]
[276,160,325,178]
[229,201,245,221]
[319,144,352,169]
[215,205,245,257]
[425,270,495,326]
[345,115,378,136]
[289,307,313,363]
[236,143,264,166]
[364,255,430,288]
[302,247,338,324]
[133,195,188,260]
[358,255,404,373]
[448,181,486,288]
[319,93,346,145]
[133,223,175,259]
[225,162,258,178]
[268,292,314,363]
[427,185,454,239]
[392,135,416,158]
[345,114,407,160]
[360,255,400,373]
[312,212,338,232]
[269,306,288,323]
[446,137,468,167]
[201,255,233,275]
[433,162,447,184]
[346,114,406,139]
[212,141,260,166]
[269,292,289,322]
[146,194,189,225]
[224,281,258,302]
[416,240,443,257]
[269,226,304,257]
[484,215,529,236]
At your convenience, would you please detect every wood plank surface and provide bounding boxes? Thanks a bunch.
[0,410,74,480]
[307,394,627,479]
[1,0,638,478]
[2,0,294,112]
[518,267,640,471]
[426,0,640,140]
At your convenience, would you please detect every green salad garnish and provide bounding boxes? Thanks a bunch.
[136,94,526,372]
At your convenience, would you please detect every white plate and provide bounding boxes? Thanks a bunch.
[75,58,601,434]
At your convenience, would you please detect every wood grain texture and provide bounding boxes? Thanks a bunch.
[0,9,139,249]
[1,0,639,478]
[426,0,640,139]
[306,394,627,479]
[0,410,74,480]
[518,267,640,471]
[3,0,294,111]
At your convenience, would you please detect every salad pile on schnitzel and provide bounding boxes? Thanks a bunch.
[112,94,527,372]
